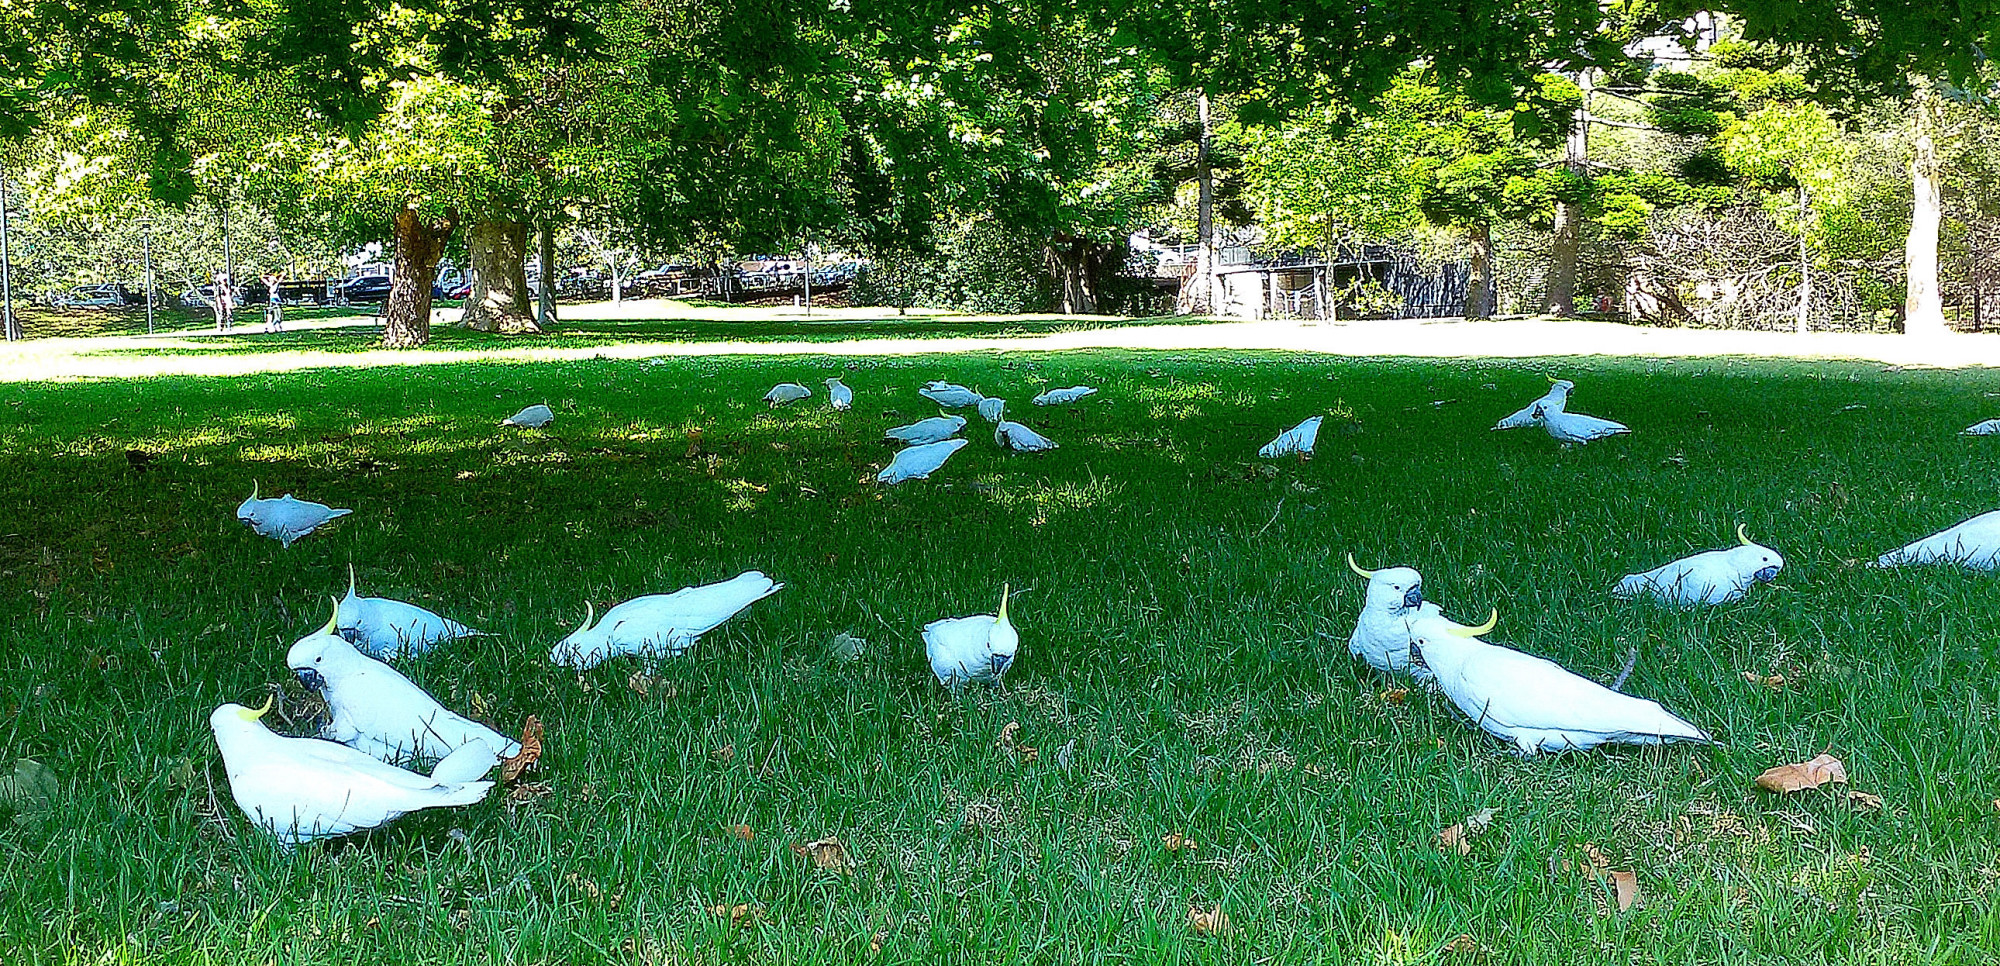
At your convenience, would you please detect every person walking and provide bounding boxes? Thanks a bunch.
[261,271,285,333]
[212,270,235,331]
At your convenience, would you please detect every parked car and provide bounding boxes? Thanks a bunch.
[54,284,138,308]
[337,275,393,303]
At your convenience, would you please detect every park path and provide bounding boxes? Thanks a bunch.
[2,303,1998,382]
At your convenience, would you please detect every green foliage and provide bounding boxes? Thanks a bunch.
[1708,38,1791,72]
[852,217,1051,314]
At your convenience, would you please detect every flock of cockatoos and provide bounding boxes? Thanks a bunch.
[210,372,2000,845]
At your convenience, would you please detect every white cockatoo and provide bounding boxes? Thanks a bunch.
[1495,379,1573,430]
[1963,419,2000,436]
[1032,386,1097,406]
[885,415,966,445]
[1532,402,1630,445]
[209,697,494,847]
[236,483,352,548]
[977,396,1007,423]
[501,404,555,428]
[1410,615,1713,754]
[1260,416,1323,458]
[336,565,486,659]
[289,602,520,765]
[919,381,984,408]
[1343,554,1495,680]
[877,438,969,484]
[763,383,811,407]
[1615,525,1784,605]
[549,571,785,669]
[1875,509,2000,570]
[924,585,1019,688]
[989,400,1057,452]
[826,378,853,411]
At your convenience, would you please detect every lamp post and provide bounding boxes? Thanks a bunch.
[0,166,17,342]
[140,216,155,334]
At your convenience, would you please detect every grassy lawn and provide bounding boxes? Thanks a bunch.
[3,342,2000,963]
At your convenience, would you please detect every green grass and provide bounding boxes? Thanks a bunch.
[13,304,387,339]
[4,343,2000,964]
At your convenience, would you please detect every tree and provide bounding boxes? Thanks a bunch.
[1716,101,1855,332]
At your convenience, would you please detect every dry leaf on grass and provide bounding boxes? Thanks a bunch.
[1562,843,1640,913]
[1848,790,1884,811]
[567,872,601,900]
[1161,832,1199,852]
[627,671,654,696]
[1437,808,1496,857]
[1188,905,1234,937]
[727,824,755,841]
[793,836,851,872]
[505,781,553,807]
[995,722,1039,762]
[1443,934,1480,956]
[712,743,735,763]
[1741,671,1786,689]
[710,903,762,926]
[1755,754,1847,793]
[870,930,886,954]
[500,717,543,782]
[1379,688,1409,705]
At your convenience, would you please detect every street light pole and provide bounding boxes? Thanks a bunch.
[0,167,17,342]
[141,216,155,334]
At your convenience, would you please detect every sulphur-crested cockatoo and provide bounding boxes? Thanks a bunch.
[919,381,984,408]
[1532,402,1629,445]
[1260,416,1323,458]
[1964,419,2000,436]
[549,571,784,669]
[336,565,485,659]
[1495,378,1573,430]
[763,383,811,407]
[1343,554,1492,681]
[989,400,1057,452]
[826,378,853,411]
[209,697,493,847]
[1033,386,1097,406]
[1875,509,2000,570]
[290,602,520,765]
[501,404,555,428]
[1615,525,1783,605]
[877,438,969,484]
[977,396,1007,423]
[1410,614,1712,754]
[236,483,352,548]
[924,585,1019,688]
[885,415,966,445]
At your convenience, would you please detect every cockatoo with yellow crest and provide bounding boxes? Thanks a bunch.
[1615,525,1783,605]
[1343,554,1496,680]
[548,571,784,669]
[924,585,1020,689]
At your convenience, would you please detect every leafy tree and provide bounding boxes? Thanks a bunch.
[1716,101,1856,331]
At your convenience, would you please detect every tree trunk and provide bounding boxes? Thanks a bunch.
[461,217,538,333]
[535,223,556,329]
[1904,87,1948,336]
[383,206,458,348]
[1191,91,1217,315]
[1797,185,1811,334]
[1465,220,1494,319]
[1542,71,1589,317]
[1048,237,1098,314]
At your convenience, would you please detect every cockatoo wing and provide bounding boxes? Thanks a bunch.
[977,397,1006,423]
[1032,386,1097,405]
[885,416,965,444]
[924,615,1001,685]
[1436,644,1709,746]
[996,421,1057,452]
[333,662,521,761]
[1545,411,1629,443]
[1964,419,2000,436]
[228,734,492,843]
[1259,416,1323,458]
[341,597,482,659]
[428,739,503,783]
[1615,552,1742,605]
[502,405,555,427]
[1876,509,2000,569]
[919,383,982,408]
[878,439,969,483]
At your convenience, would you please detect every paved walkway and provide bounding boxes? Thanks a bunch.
[3,302,1998,382]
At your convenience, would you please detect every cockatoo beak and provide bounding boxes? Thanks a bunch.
[236,695,274,722]
[1737,523,1753,547]
[1345,553,1376,580]
[1402,585,1423,609]
[1445,609,1499,637]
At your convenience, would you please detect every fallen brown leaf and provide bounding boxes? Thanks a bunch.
[627,671,654,696]
[995,721,1039,762]
[1848,790,1883,811]
[567,872,601,900]
[1161,832,1199,852]
[1565,843,1640,913]
[1741,671,1786,689]
[870,930,885,954]
[500,716,543,782]
[793,836,851,873]
[1436,808,1496,857]
[1443,933,1479,956]
[712,743,735,763]
[1379,688,1409,704]
[1188,905,1233,937]
[1755,753,1847,793]
[505,781,553,807]
[710,903,761,926]
[727,824,755,841]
